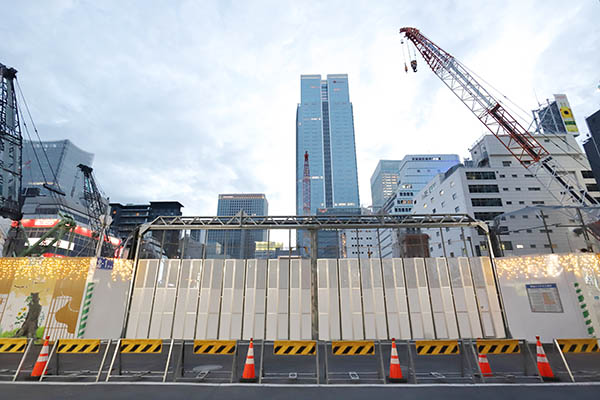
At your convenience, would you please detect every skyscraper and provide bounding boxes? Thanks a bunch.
[296,74,360,215]
[370,160,402,211]
[207,194,268,259]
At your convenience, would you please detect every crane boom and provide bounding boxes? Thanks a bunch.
[78,164,111,256]
[399,27,597,207]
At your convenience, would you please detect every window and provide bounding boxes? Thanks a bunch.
[526,229,532,233]
[436,231,440,237]
[524,174,534,178]
[502,187,509,191]
[466,171,496,180]
[586,184,599,192]
[540,229,553,233]
[519,201,525,204]
[530,244,537,249]
[532,200,545,205]
[499,174,505,178]
[512,174,518,178]
[523,215,529,219]
[452,193,457,200]
[441,201,446,207]
[502,241,513,250]
[502,161,512,166]
[474,212,503,221]
[582,170,594,179]
[528,187,541,191]
[432,208,436,213]
[515,187,521,191]
[450,252,455,257]
[471,198,503,207]
[455,206,460,212]
[468,184,499,193]
[439,190,444,195]
[506,201,512,205]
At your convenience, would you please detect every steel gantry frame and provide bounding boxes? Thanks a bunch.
[121,214,511,340]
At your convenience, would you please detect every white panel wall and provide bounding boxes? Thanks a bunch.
[196,259,224,339]
[447,257,483,338]
[126,260,159,338]
[361,259,388,339]
[338,259,364,339]
[219,259,245,340]
[470,257,506,338]
[425,258,459,339]
[149,260,180,338]
[266,259,289,340]
[172,260,202,339]
[289,259,311,340]
[242,259,267,340]
[382,258,411,340]
[404,258,435,339]
[317,259,341,341]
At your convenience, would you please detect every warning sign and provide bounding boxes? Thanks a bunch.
[526,283,563,313]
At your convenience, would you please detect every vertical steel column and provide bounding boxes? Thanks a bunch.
[576,207,594,252]
[484,228,512,338]
[309,229,319,340]
[539,210,555,254]
[120,227,145,338]
[460,227,469,257]
[439,228,448,257]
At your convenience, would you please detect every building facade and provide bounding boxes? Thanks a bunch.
[206,194,268,259]
[296,74,360,215]
[583,109,600,187]
[370,160,402,211]
[412,134,600,257]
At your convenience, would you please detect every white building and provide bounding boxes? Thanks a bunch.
[412,134,600,257]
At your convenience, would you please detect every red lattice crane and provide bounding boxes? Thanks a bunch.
[302,151,311,215]
[399,27,597,207]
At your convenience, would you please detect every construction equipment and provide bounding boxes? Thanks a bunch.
[302,151,311,215]
[77,164,112,257]
[399,27,597,207]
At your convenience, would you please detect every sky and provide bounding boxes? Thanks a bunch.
[2,0,599,221]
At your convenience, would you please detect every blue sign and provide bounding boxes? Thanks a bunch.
[96,258,114,270]
[526,283,557,289]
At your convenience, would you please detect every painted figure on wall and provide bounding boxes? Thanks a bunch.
[15,292,41,338]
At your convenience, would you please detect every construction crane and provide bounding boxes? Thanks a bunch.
[77,164,112,257]
[302,151,311,215]
[399,27,597,207]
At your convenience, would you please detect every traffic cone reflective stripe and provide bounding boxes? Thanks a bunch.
[478,353,492,377]
[31,336,50,377]
[241,338,257,382]
[536,336,557,381]
[388,338,405,382]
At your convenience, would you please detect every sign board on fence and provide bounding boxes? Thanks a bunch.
[526,283,563,313]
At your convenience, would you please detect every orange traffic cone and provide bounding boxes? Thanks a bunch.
[478,353,492,377]
[535,336,557,382]
[31,336,50,378]
[240,338,257,382]
[388,338,405,382]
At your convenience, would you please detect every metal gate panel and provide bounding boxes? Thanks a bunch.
[196,259,224,339]
[289,259,311,340]
[149,260,180,338]
[219,259,245,339]
[126,260,159,338]
[404,258,435,339]
[426,258,459,339]
[242,259,267,340]
[317,259,341,341]
[447,257,483,338]
[172,260,202,339]
[338,259,364,340]
[382,258,411,340]
[361,259,388,339]
[266,259,289,340]
[469,257,505,338]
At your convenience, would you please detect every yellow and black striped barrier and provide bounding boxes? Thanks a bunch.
[331,340,375,355]
[476,339,520,354]
[0,338,27,353]
[274,340,316,355]
[557,338,600,353]
[193,340,236,355]
[120,339,162,354]
[415,340,460,355]
[57,339,101,354]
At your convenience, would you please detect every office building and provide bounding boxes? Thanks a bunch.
[583,109,600,187]
[377,154,460,258]
[296,74,360,215]
[532,94,580,136]
[412,134,600,257]
[370,160,402,211]
[206,194,268,259]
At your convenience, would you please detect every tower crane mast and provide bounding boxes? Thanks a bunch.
[77,164,111,256]
[399,27,597,207]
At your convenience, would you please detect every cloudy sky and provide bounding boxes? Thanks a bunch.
[2,0,599,219]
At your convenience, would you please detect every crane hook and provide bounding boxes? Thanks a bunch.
[404,63,408,73]
[411,59,417,72]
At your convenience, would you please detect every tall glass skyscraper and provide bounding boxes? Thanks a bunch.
[296,74,360,215]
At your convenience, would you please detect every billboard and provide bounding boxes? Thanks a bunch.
[554,94,579,135]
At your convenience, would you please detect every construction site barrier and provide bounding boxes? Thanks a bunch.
[554,338,600,382]
[0,338,33,381]
[472,339,542,383]
[174,340,238,383]
[39,339,112,382]
[259,340,318,383]
[412,339,471,383]
[106,339,174,382]
[325,340,384,384]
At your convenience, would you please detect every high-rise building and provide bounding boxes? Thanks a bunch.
[207,194,268,259]
[532,94,580,136]
[296,74,360,215]
[583,109,600,187]
[370,160,402,211]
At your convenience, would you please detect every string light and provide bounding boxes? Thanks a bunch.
[496,254,600,280]
[0,257,133,282]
